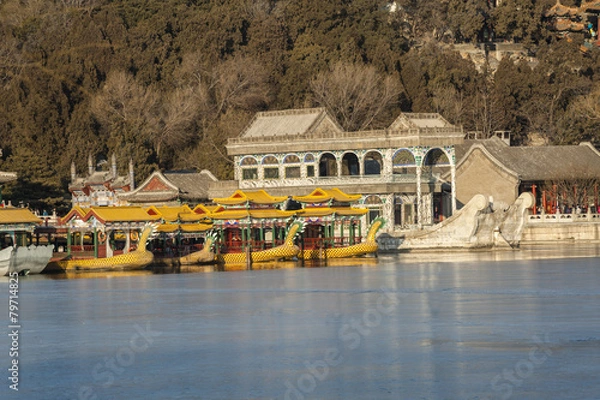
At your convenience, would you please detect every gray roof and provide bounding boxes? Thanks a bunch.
[69,170,131,190]
[458,137,600,181]
[120,169,218,203]
[389,113,452,130]
[239,108,342,138]
[163,170,218,200]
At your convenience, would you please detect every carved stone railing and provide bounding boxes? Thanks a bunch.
[228,127,463,145]
[237,173,441,189]
[527,213,600,223]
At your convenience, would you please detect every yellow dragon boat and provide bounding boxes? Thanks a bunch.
[46,223,159,271]
[298,217,384,260]
[214,219,304,265]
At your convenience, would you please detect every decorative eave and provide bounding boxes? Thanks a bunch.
[0,208,42,225]
[293,188,362,204]
[212,189,287,206]
[119,171,179,201]
[81,207,160,224]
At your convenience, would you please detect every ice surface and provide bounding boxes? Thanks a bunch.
[1,249,599,399]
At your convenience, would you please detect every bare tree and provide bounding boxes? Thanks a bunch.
[542,171,600,211]
[310,63,403,131]
[569,84,600,122]
[431,84,465,126]
[172,53,271,162]
[154,86,201,158]
[91,71,159,132]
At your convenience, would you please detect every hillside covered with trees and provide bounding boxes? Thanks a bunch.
[1,0,600,212]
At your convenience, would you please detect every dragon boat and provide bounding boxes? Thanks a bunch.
[46,222,159,271]
[297,217,384,260]
[214,219,303,265]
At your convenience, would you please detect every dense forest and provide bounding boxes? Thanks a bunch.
[1,0,600,212]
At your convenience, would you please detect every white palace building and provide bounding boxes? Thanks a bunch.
[208,108,464,234]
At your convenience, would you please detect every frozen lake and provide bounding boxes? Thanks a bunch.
[1,248,600,399]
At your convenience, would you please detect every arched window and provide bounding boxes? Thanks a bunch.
[342,153,360,176]
[241,156,258,166]
[422,148,450,176]
[392,149,416,175]
[283,154,301,178]
[319,153,337,177]
[364,151,382,175]
[241,157,258,180]
[262,155,279,179]
[304,154,316,177]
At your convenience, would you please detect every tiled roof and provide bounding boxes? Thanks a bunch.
[0,208,41,225]
[239,108,342,138]
[83,207,160,223]
[121,170,217,203]
[457,137,600,181]
[212,189,287,206]
[146,205,194,222]
[297,207,368,217]
[210,209,296,220]
[163,170,217,200]
[293,188,362,204]
[388,113,452,130]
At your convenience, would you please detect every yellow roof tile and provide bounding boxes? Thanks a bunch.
[0,208,42,225]
[293,187,361,203]
[179,223,213,232]
[210,209,296,220]
[147,205,194,222]
[212,189,287,205]
[297,207,367,217]
[86,207,160,223]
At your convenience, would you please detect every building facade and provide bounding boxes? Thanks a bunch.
[453,137,600,212]
[211,108,465,234]
[69,154,134,207]
[119,169,218,207]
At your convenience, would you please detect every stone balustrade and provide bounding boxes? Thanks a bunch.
[527,213,600,223]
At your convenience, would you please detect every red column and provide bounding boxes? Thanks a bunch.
[595,183,599,213]
[532,184,537,214]
[542,190,547,213]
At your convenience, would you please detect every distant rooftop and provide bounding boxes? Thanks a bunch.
[240,108,341,138]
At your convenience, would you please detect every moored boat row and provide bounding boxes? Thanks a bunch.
[2,187,385,274]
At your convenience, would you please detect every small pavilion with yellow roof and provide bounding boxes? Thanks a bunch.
[145,204,213,258]
[58,206,159,259]
[292,188,368,250]
[0,207,44,248]
[210,190,297,253]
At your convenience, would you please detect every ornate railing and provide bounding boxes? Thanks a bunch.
[527,213,600,223]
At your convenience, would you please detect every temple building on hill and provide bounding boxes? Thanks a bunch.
[544,1,600,48]
[69,154,134,207]
[209,108,464,232]
[119,169,218,207]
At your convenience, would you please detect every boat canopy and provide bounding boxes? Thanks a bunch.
[293,188,362,204]
[212,189,288,206]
